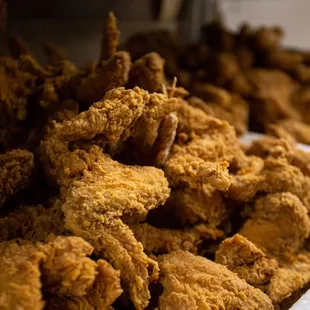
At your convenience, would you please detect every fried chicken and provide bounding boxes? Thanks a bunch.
[60,146,170,310]
[158,250,273,309]
[228,153,310,210]
[76,51,132,105]
[216,234,278,290]
[215,234,310,307]
[276,118,310,145]
[240,193,310,257]
[0,204,64,242]
[162,188,228,226]
[99,12,119,62]
[0,239,44,310]
[0,149,35,208]
[128,52,165,93]
[130,222,223,255]
[0,236,121,310]
[188,85,249,135]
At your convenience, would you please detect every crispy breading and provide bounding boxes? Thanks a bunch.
[130,223,223,255]
[240,193,310,256]
[0,236,121,310]
[0,204,64,242]
[163,188,228,226]
[60,146,170,310]
[0,240,44,310]
[158,250,273,310]
[216,234,278,290]
[35,236,98,296]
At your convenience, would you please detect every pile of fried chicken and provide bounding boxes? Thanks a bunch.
[2,7,310,310]
[127,22,310,143]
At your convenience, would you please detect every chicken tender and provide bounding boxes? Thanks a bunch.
[158,250,273,310]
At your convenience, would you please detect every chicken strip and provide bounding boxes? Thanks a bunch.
[60,146,170,310]
[158,250,273,309]
[130,222,223,255]
[0,149,35,208]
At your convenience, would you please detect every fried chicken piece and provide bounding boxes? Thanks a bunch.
[189,84,249,135]
[247,69,299,130]
[276,119,310,145]
[127,92,177,162]
[165,153,231,192]
[37,237,121,307]
[291,85,310,125]
[59,87,150,143]
[153,112,178,167]
[240,193,310,256]
[99,12,119,62]
[187,96,215,116]
[0,240,44,310]
[18,54,53,79]
[246,127,310,177]
[76,51,131,105]
[163,188,228,226]
[263,49,303,73]
[214,234,310,306]
[0,149,35,208]
[252,26,283,52]
[76,14,129,105]
[215,234,278,290]
[128,52,165,92]
[35,236,98,297]
[158,250,273,309]
[40,87,150,186]
[0,204,64,242]
[130,223,223,255]
[60,146,170,310]
[0,236,121,310]
[228,153,310,209]
[174,99,241,159]
[267,268,307,306]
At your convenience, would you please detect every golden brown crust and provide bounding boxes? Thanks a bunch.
[158,251,273,310]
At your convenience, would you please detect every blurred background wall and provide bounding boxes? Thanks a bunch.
[2,0,310,65]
